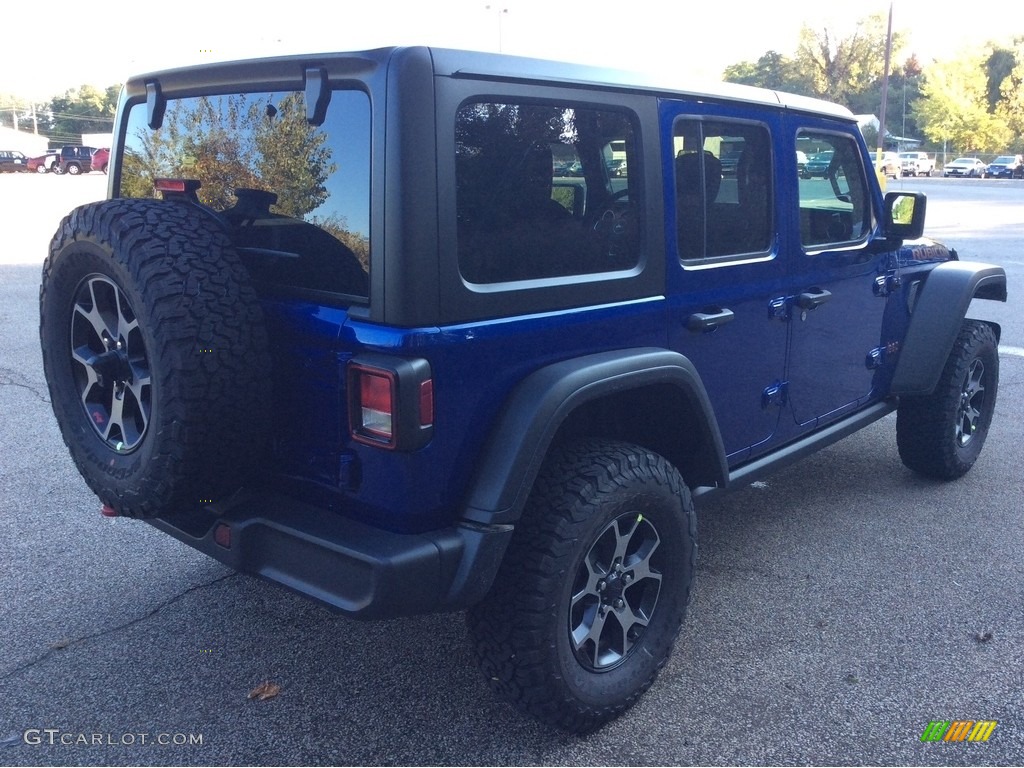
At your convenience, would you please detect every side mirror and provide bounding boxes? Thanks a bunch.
[883,191,926,240]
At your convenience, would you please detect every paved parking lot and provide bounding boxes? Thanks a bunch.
[0,173,1022,765]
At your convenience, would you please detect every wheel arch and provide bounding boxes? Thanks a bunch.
[460,348,728,527]
[891,260,1006,396]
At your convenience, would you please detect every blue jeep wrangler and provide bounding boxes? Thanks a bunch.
[39,47,1006,732]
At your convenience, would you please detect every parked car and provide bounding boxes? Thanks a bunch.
[55,145,97,175]
[983,154,1023,179]
[39,46,1006,735]
[795,150,808,173]
[876,151,901,179]
[0,150,30,172]
[942,157,988,177]
[27,151,61,173]
[91,147,110,174]
[899,151,934,177]
[800,150,833,177]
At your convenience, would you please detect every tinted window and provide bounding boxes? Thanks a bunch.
[119,90,371,298]
[455,101,640,284]
[673,119,773,262]
[797,132,872,249]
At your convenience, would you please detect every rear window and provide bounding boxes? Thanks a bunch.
[455,100,641,284]
[672,118,773,263]
[118,90,371,299]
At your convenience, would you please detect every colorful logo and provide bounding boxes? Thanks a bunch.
[920,720,997,742]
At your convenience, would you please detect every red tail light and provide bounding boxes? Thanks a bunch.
[348,356,433,450]
[357,368,396,440]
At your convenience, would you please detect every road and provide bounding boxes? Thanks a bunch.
[0,173,1021,766]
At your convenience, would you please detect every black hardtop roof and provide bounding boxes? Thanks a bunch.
[122,45,855,122]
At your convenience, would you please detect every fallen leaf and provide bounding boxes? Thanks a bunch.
[248,681,281,701]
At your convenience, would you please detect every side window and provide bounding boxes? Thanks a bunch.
[797,131,871,249]
[455,101,640,284]
[673,119,772,262]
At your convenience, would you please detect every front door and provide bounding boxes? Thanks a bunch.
[785,126,895,431]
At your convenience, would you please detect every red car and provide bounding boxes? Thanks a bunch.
[27,151,61,173]
[91,147,110,173]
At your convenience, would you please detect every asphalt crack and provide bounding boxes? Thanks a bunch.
[0,369,50,404]
[1,572,238,680]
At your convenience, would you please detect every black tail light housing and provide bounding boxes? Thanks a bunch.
[347,354,433,451]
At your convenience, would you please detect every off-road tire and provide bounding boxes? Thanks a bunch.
[897,320,998,480]
[40,198,271,518]
[467,439,696,733]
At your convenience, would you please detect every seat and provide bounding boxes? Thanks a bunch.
[676,150,722,259]
[734,148,771,253]
[458,142,575,282]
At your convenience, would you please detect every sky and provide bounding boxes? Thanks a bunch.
[2,0,1023,101]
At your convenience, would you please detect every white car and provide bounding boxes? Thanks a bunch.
[942,157,988,177]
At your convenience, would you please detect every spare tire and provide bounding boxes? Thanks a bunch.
[40,198,271,518]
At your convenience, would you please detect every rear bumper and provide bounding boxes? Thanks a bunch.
[148,492,513,619]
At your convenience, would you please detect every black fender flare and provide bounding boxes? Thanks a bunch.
[891,261,1006,396]
[460,348,728,527]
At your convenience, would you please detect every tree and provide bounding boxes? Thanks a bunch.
[913,52,1011,153]
[985,46,1017,112]
[721,13,905,121]
[793,14,905,107]
[994,39,1024,151]
[722,51,814,94]
[253,93,335,218]
[43,84,119,145]
[122,93,336,216]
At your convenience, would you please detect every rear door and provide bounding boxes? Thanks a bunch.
[663,103,788,465]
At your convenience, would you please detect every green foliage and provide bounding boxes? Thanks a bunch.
[253,94,335,218]
[43,84,120,145]
[722,51,814,94]
[794,14,904,105]
[860,124,879,149]
[985,47,1017,111]
[721,14,1024,154]
[913,53,1011,153]
[721,14,906,121]
[994,40,1024,150]
[125,93,336,218]
[892,194,915,225]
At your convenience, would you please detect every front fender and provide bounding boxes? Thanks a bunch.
[891,261,1006,396]
[460,348,727,527]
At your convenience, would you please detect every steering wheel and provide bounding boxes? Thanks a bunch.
[590,187,631,231]
[590,188,636,264]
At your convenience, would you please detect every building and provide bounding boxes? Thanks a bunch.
[0,126,48,156]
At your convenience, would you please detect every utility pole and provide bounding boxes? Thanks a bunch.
[876,2,893,188]
[485,5,509,53]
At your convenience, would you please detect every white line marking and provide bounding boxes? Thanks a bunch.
[1001,346,1024,358]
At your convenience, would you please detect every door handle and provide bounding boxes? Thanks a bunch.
[686,307,735,333]
[796,288,832,310]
